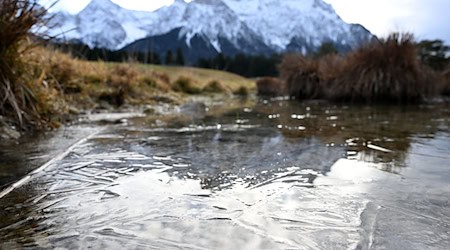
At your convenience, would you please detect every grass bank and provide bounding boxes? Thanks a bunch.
[0,0,50,130]
[7,46,254,130]
[137,64,254,93]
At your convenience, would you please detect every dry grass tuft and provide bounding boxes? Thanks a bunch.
[233,86,249,97]
[256,77,285,96]
[203,80,228,93]
[151,71,171,85]
[172,76,202,94]
[108,64,138,87]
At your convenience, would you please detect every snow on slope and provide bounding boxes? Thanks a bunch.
[48,0,372,53]
[146,0,188,37]
[177,0,261,52]
[223,0,359,50]
[49,0,157,49]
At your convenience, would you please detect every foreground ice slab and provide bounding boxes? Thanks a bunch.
[1,100,449,249]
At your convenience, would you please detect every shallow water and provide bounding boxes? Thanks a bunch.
[0,98,449,249]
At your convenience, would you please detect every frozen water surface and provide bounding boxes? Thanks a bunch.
[0,99,449,249]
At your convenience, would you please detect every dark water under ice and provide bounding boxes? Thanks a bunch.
[1,98,449,249]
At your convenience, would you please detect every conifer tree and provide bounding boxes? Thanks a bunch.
[175,48,185,65]
[165,50,173,65]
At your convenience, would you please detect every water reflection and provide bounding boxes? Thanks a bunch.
[244,100,448,173]
[0,99,449,248]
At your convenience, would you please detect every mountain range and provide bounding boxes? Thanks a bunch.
[47,0,373,63]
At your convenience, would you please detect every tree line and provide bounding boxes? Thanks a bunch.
[197,53,282,77]
[51,39,449,78]
[51,43,162,64]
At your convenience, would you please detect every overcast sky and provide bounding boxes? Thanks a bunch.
[41,0,450,43]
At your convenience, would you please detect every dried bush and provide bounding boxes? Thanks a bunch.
[280,33,439,104]
[256,77,285,96]
[142,76,157,88]
[172,76,201,94]
[330,33,435,103]
[47,51,84,93]
[151,71,171,85]
[318,54,344,88]
[100,64,139,106]
[279,54,322,99]
[108,64,138,87]
[203,80,228,93]
[98,88,127,107]
[233,86,249,97]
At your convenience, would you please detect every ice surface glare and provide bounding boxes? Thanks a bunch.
[322,160,382,192]
[18,165,369,248]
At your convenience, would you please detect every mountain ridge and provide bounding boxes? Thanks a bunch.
[47,0,374,63]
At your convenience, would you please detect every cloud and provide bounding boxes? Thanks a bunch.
[40,0,90,14]
[112,0,174,11]
[324,0,450,42]
[405,0,450,42]
[40,0,174,14]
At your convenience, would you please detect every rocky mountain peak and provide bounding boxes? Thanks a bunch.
[46,0,373,62]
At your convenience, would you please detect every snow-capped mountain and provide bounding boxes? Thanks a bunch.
[48,0,156,49]
[48,0,373,62]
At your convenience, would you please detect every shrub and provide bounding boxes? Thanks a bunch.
[442,67,450,96]
[203,80,228,93]
[318,54,344,83]
[142,76,157,88]
[330,33,435,103]
[108,64,138,87]
[280,33,440,104]
[98,88,126,107]
[46,51,84,93]
[256,77,285,96]
[233,86,249,97]
[172,76,201,94]
[84,74,104,84]
[279,54,322,99]
[104,64,139,105]
[151,71,171,85]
